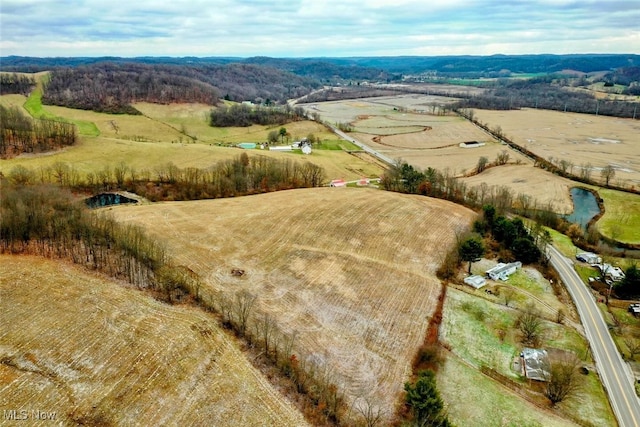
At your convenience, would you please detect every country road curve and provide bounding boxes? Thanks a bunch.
[549,245,640,427]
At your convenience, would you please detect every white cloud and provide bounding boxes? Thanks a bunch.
[0,0,638,57]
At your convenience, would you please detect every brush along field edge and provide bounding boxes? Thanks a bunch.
[108,187,477,419]
[0,255,309,426]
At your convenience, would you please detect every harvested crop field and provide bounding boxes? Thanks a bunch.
[0,255,308,426]
[461,164,576,213]
[109,187,477,420]
[473,108,640,186]
[303,95,531,174]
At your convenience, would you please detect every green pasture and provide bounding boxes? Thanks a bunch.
[441,288,519,377]
[23,87,100,136]
[595,188,640,245]
[438,356,572,427]
[316,139,359,151]
[440,287,612,426]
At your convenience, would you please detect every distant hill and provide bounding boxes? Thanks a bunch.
[2,54,638,114]
[3,53,638,78]
[334,54,640,75]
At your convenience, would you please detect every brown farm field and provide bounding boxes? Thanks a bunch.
[108,187,477,421]
[461,164,576,213]
[472,108,640,187]
[300,95,640,241]
[0,255,308,426]
[302,95,532,175]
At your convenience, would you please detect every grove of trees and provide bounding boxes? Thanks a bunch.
[209,104,306,127]
[0,183,165,288]
[0,73,36,95]
[0,104,77,158]
[5,153,326,201]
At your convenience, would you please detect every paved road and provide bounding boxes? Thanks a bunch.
[549,245,640,427]
[329,125,396,166]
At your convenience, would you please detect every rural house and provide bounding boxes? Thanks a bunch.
[486,261,522,281]
[597,263,625,282]
[521,348,550,381]
[464,275,487,289]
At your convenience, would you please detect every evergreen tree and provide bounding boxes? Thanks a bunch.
[404,370,451,427]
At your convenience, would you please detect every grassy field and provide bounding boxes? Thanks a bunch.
[595,188,640,244]
[0,98,386,182]
[438,354,578,427]
[21,73,101,136]
[0,255,308,426]
[440,285,615,427]
[108,187,477,423]
[318,97,640,244]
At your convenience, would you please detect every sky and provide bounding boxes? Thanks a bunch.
[1,0,639,58]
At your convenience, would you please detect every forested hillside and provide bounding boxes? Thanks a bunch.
[2,54,638,117]
[41,62,321,114]
[453,76,639,118]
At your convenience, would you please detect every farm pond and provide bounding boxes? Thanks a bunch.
[565,187,600,228]
[86,193,138,208]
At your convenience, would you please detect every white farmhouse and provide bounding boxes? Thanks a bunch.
[486,261,522,281]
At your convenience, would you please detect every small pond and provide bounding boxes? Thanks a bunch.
[565,187,600,229]
[85,193,138,209]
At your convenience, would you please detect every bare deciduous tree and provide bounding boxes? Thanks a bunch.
[234,291,256,336]
[353,397,385,427]
[625,336,640,360]
[544,354,581,405]
[476,156,489,173]
[601,164,616,186]
[517,306,544,346]
[495,150,510,165]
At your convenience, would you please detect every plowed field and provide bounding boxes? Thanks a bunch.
[109,187,477,420]
[0,256,308,426]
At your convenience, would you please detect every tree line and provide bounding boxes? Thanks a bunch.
[0,104,77,158]
[4,153,326,201]
[0,183,165,288]
[209,103,306,127]
[453,77,639,119]
[0,73,36,95]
